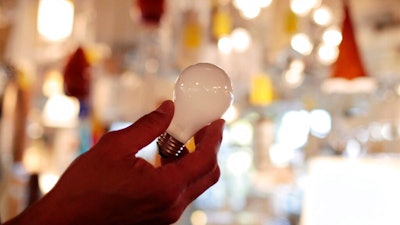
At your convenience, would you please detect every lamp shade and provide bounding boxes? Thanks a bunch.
[321,1,376,94]
[330,2,367,80]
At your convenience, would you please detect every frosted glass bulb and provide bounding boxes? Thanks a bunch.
[157,63,233,157]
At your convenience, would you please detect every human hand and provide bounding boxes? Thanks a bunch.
[4,100,224,225]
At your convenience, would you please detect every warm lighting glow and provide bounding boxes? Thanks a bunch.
[42,95,80,128]
[317,43,339,65]
[191,210,208,225]
[240,4,261,19]
[290,58,305,71]
[23,146,44,173]
[396,84,400,96]
[218,36,233,54]
[322,27,342,46]
[231,28,251,52]
[27,122,44,139]
[233,0,247,10]
[312,6,332,26]
[283,68,304,88]
[37,0,74,42]
[233,0,271,19]
[39,173,60,194]
[42,70,64,97]
[283,59,305,88]
[290,0,320,16]
[291,33,313,55]
[258,0,273,8]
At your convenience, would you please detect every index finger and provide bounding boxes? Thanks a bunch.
[104,100,174,156]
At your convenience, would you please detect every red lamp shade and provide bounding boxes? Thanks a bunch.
[137,0,165,24]
[63,47,90,100]
[330,2,368,80]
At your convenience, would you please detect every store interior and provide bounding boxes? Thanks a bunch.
[1,0,400,224]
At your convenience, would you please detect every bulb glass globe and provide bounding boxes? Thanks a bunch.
[157,63,233,157]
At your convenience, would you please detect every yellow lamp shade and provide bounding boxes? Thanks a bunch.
[249,74,274,106]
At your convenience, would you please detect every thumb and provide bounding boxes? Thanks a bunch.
[114,100,174,154]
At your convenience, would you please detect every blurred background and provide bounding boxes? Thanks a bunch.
[1,0,400,224]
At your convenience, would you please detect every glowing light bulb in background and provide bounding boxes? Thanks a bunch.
[290,0,321,16]
[39,173,60,194]
[231,28,251,52]
[218,36,233,55]
[42,94,80,128]
[312,6,333,26]
[37,0,74,42]
[322,27,342,46]
[157,63,234,157]
[291,33,313,55]
[317,43,339,65]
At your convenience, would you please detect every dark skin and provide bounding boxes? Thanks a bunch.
[3,100,224,225]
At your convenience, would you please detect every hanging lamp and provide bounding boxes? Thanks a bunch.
[321,0,376,94]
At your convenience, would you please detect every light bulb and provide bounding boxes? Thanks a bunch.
[157,63,233,157]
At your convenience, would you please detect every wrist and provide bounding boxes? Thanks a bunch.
[2,189,99,225]
[3,193,70,225]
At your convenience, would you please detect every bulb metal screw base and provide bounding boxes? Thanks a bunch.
[157,132,184,158]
